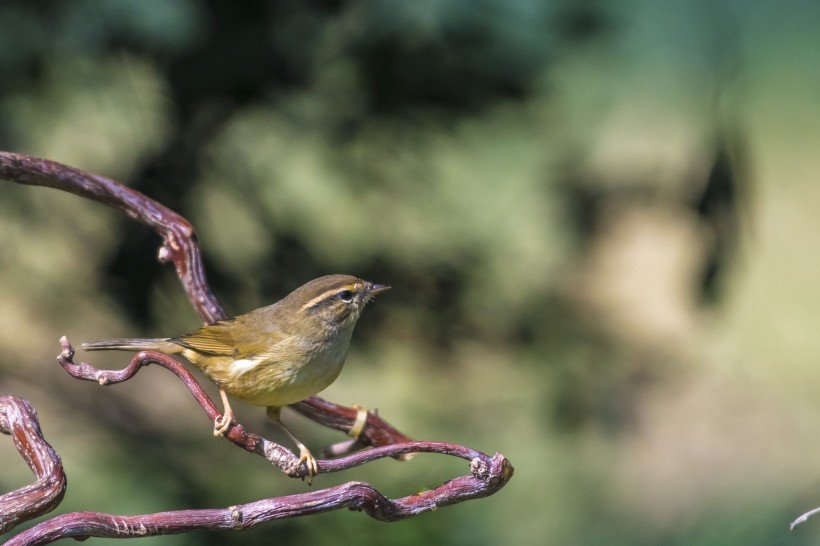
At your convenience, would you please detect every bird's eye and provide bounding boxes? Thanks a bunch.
[337,290,354,302]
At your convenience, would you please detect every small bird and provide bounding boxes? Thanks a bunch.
[81,274,390,481]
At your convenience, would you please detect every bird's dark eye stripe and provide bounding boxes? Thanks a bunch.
[337,289,354,301]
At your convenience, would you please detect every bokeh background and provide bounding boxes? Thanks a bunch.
[2,1,820,544]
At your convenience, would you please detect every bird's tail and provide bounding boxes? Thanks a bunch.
[80,338,180,353]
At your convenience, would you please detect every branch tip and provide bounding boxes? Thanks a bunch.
[59,336,74,360]
[791,505,820,530]
[157,245,171,262]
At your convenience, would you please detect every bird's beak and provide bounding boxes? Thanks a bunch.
[367,283,391,296]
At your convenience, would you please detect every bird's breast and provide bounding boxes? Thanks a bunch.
[204,330,354,408]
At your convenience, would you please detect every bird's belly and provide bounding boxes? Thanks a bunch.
[207,351,347,408]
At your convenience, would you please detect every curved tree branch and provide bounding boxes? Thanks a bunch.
[0,151,420,445]
[7,451,512,546]
[0,396,66,535]
[0,151,514,543]
[0,151,223,324]
[55,337,501,479]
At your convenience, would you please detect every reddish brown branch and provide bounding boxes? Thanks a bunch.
[293,397,415,458]
[56,337,304,476]
[0,396,66,535]
[56,337,509,480]
[0,151,418,445]
[2,151,514,541]
[6,452,513,546]
[0,151,224,324]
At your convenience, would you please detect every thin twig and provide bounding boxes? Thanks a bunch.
[0,151,224,323]
[292,397,415,458]
[791,505,820,530]
[56,337,504,479]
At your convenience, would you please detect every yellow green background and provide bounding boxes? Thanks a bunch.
[2,1,820,544]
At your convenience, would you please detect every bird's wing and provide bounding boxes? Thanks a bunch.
[231,313,292,358]
[172,319,238,356]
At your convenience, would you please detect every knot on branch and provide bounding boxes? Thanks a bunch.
[228,505,243,528]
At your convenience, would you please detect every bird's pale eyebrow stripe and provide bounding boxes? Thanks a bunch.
[301,284,359,310]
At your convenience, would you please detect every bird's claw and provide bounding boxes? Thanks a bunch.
[213,413,233,437]
[298,446,319,485]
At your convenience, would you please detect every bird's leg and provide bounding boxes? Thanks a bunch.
[266,406,318,484]
[213,389,235,437]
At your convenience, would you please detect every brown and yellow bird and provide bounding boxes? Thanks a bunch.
[81,274,390,480]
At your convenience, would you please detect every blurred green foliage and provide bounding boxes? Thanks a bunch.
[3,0,820,544]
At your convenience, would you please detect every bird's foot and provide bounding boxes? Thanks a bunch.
[212,409,234,437]
[213,390,235,437]
[297,445,319,485]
